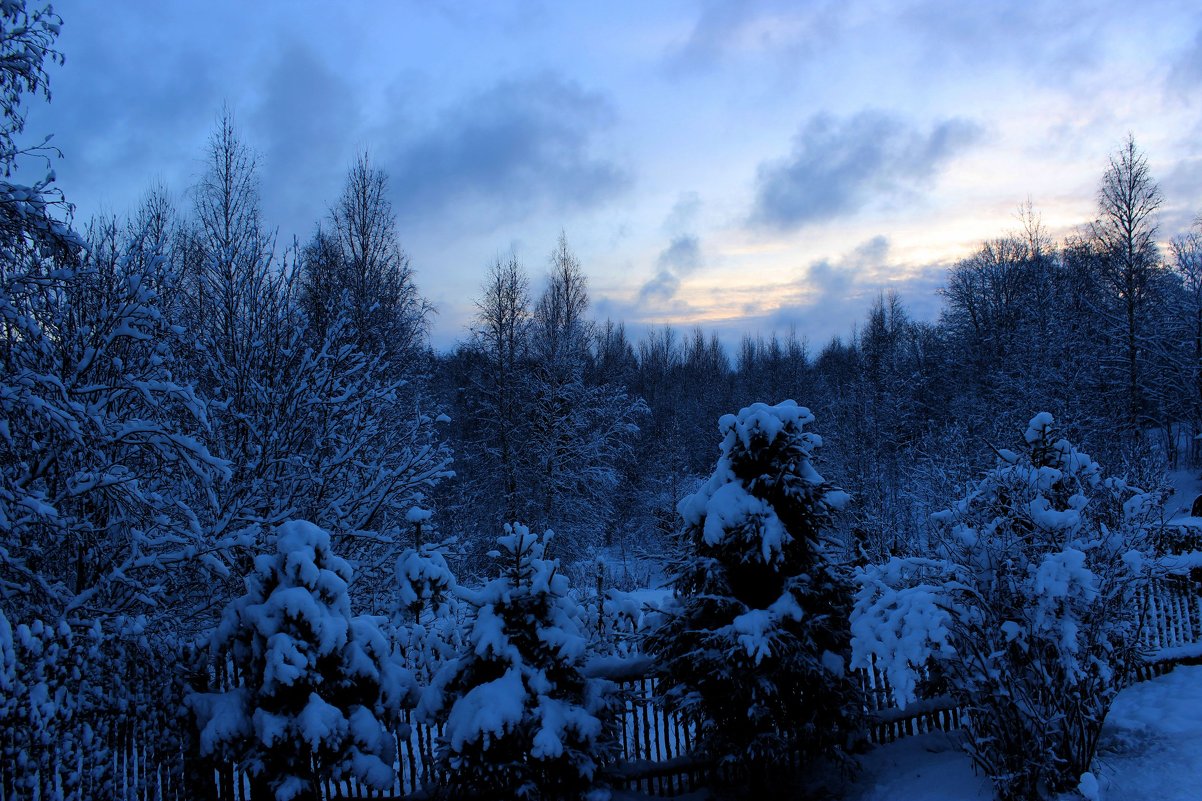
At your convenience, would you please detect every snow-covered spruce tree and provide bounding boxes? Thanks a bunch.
[189,520,405,801]
[644,400,862,792]
[392,506,462,714]
[425,523,617,800]
[852,413,1159,801]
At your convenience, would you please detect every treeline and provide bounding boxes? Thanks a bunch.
[435,139,1202,575]
[3,3,1199,618]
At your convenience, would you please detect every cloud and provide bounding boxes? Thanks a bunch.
[638,194,706,304]
[658,234,702,272]
[639,269,681,304]
[664,0,843,75]
[249,42,364,238]
[28,6,224,215]
[759,234,948,338]
[751,111,982,231]
[384,73,630,226]
[1168,26,1202,99]
[663,191,701,233]
[639,235,701,303]
[1161,156,1202,234]
[900,1,1149,86]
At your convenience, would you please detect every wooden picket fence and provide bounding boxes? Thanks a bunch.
[13,541,1202,801]
[189,574,1200,801]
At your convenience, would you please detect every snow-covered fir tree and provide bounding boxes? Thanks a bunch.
[852,413,1161,801]
[391,506,463,721]
[190,521,404,801]
[425,523,616,800]
[645,400,862,793]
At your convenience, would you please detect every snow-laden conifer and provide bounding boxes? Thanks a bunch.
[190,520,404,801]
[425,523,616,800]
[645,400,861,792]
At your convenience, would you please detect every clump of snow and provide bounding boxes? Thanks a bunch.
[1078,771,1101,801]
[405,506,433,524]
[445,668,526,751]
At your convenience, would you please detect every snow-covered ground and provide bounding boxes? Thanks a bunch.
[847,665,1202,801]
[1163,467,1201,520]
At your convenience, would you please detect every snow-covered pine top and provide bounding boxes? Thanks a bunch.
[489,522,571,599]
[677,400,848,563]
[395,544,456,620]
[215,521,358,693]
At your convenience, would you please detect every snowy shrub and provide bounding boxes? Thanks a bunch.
[189,520,405,801]
[0,608,204,801]
[425,523,617,800]
[580,585,671,657]
[0,611,108,801]
[852,413,1159,801]
[644,400,862,791]
[392,531,463,715]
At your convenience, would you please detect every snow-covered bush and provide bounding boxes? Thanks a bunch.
[0,611,108,801]
[580,585,671,657]
[852,413,1159,801]
[425,523,617,800]
[190,520,404,801]
[392,526,463,715]
[644,400,862,790]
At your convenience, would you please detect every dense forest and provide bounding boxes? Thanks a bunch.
[3,3,1202,801]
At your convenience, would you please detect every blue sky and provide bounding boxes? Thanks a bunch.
[27,0,1202,349]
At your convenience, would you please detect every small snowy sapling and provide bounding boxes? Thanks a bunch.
[426,523,617,800]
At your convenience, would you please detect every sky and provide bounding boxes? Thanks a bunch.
[24,0,1202,351]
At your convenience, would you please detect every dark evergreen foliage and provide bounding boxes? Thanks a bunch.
[645,401,862,795]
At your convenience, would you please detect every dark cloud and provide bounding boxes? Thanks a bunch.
[1160,156,1202,234]
[846,234,890,269]
[249,43,364,238]
[900,1,1107,77]
[27,4,225,215]
[384,73,630,227]
[638,194,706,304]
[638,269,681,304]
[658,234,702,272]
[663,191,701,233]
[638,235,701,303]
[751,111,982,231]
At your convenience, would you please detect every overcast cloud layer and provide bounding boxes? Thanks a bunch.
[30,0,1202,349]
